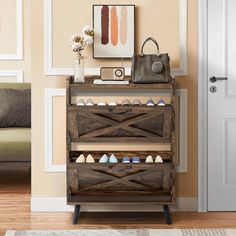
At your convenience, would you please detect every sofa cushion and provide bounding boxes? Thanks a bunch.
[0,88,31,128]
[0,128,31,162]
[0,83,31,89]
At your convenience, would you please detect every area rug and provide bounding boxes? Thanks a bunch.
[5,229,236,236]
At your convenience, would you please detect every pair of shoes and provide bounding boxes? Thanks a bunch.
[121,99,142,106]
[99,154,118,163]
[147,98,166,106]
[78,100,118,106]
[122,156,140,163]
[76,154,95,163]
[145,155,163,163]
[77,99,94,106]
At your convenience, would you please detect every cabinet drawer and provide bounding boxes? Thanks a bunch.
[67,105,174,143]
[68,162,174,196]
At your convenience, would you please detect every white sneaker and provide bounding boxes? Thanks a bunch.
[99,154,109,163]
[86,154,95,163]
[132,99,142,106]
[75,154,85,163]
[145,155,154,163]
[121,99,131,106]
[86,99,94,106]
[155,155,163,163]
[77,99,85,106]
[109,154,118,163]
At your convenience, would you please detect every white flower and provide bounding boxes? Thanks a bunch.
[71,33,82,44]
[82,25,94,36]
[71,42,83,52]
[70,26,94,53]
[83,35,93,45]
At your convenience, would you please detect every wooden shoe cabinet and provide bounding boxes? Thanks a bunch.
[66,76,176,224]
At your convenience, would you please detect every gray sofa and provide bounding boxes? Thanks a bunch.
[0,83,31,167]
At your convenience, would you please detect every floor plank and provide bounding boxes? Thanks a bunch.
[0,168,236,236]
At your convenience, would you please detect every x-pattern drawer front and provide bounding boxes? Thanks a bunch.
[68,163,174,195]
[67,106,174,143]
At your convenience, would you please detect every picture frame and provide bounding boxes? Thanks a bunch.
[93,4,135,59]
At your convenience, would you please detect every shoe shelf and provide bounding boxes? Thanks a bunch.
[68,151,174,163]
[67,154,175,203]
[68,104,173,109]
[68,163,174,202]
[66,77,176,224]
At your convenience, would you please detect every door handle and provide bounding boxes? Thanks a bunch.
[210,76,228,83]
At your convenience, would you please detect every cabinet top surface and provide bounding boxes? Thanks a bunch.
[67,76,175,89]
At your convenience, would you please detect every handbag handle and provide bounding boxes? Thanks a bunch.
[141,37,160,56]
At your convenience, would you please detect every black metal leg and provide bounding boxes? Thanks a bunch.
[73,205,80,224]
[163,205,172,224]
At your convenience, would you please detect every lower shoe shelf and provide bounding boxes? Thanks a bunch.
[67,151,175,224]
[67,163,175,202]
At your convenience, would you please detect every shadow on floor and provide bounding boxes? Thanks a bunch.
[0,167,30,193]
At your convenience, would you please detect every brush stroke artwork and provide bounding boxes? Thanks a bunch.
[93,5,135,58]
[120,6,128,45]
[101,6,109,45]
[111,6,118,46]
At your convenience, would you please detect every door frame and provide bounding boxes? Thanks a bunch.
[198,0,208,212]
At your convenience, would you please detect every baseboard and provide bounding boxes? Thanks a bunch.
[31,197,197,212]
[5,231,15,236]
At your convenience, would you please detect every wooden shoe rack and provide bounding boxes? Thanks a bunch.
[66,76,176,224]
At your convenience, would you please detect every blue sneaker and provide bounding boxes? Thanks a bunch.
[157,98,165,106]
[147,98,155,106]
[109,154,118,163]
[99,154,108,163]
[132,156,140,163]
[122,156,130,163]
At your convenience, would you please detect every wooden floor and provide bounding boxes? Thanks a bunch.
[0,169,236,236]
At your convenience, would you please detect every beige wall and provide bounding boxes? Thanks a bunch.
[31,0,197,199]
[0,0,31,82]
[0,0,17,54]
[52,0,180,68]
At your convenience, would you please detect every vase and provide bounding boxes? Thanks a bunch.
[74,53,85,83]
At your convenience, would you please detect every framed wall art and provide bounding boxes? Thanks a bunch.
[93,4,135,58]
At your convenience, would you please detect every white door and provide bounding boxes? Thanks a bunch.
[208,0,236,210]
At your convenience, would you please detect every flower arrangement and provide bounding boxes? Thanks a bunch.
[70,25,94,56]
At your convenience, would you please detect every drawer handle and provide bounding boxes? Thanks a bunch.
[108,108,132,114]
[108,165,132,169]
